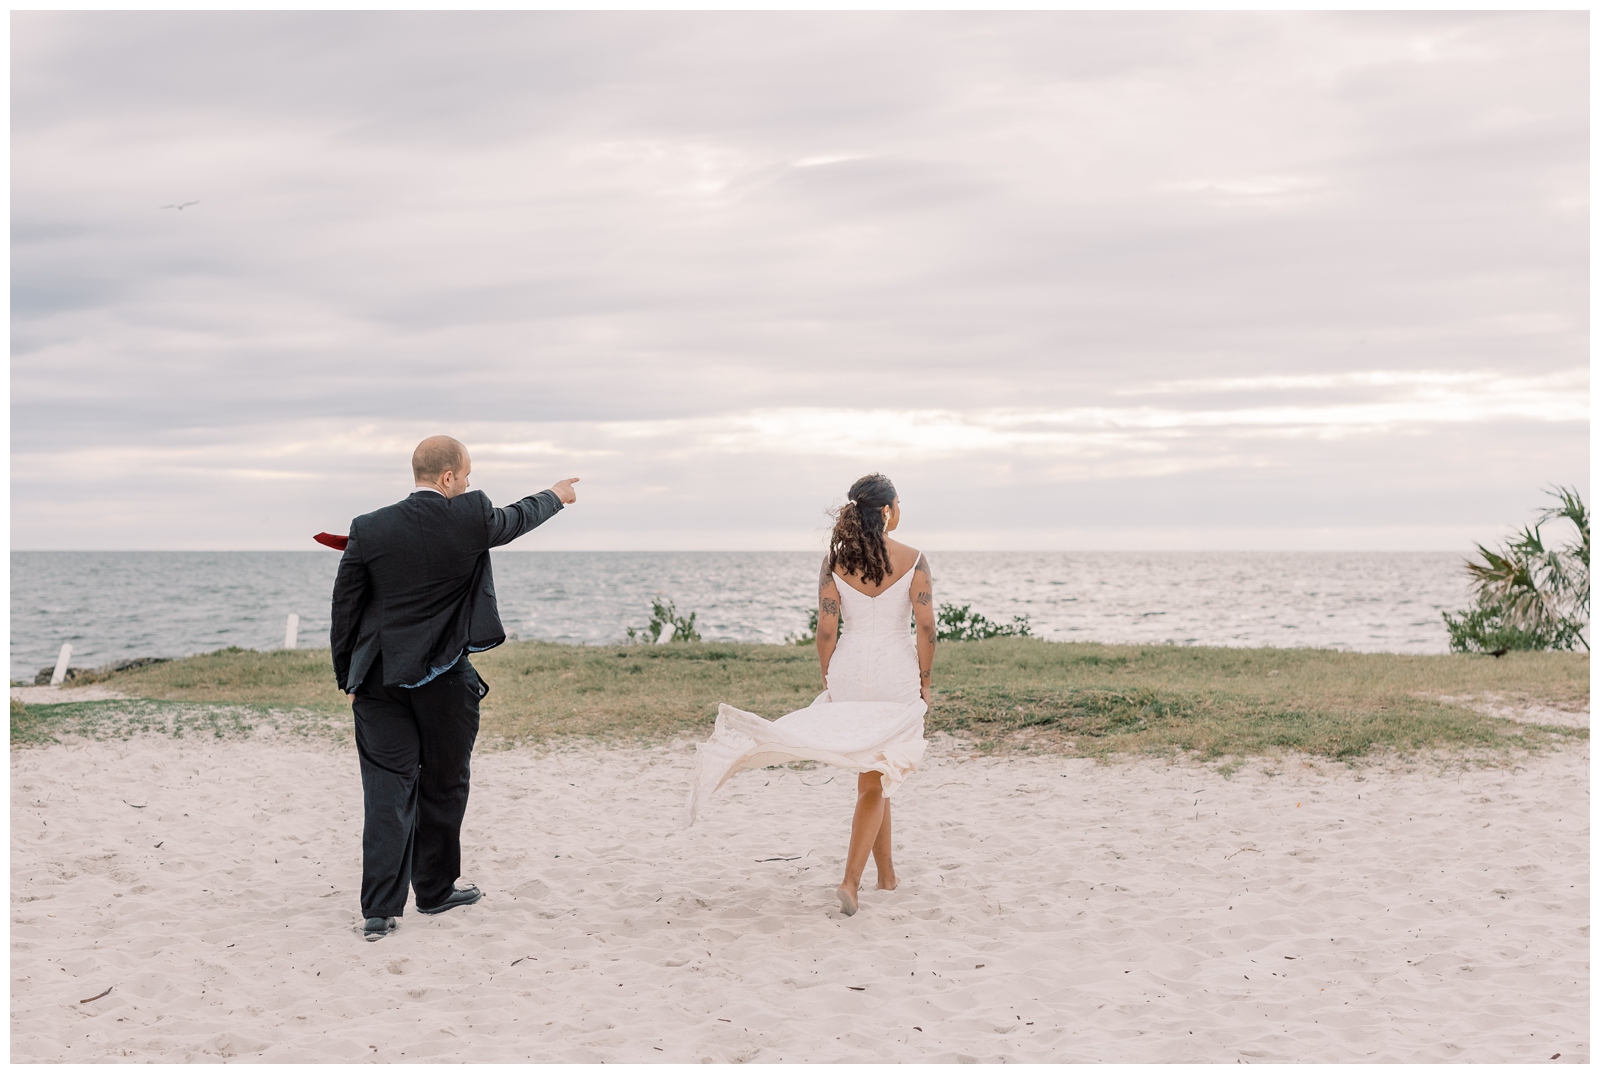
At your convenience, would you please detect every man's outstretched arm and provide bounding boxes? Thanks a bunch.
[485,477,580,548]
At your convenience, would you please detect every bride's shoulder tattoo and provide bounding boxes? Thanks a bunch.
[913,552,931,579]
[818,557,837,591]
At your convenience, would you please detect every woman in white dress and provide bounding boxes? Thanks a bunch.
[686,473,936,917]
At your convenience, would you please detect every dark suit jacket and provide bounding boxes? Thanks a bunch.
[330,489,563,692]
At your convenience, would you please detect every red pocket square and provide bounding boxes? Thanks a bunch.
[313,532,349,551]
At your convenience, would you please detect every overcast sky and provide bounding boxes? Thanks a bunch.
[11,12,1588,551]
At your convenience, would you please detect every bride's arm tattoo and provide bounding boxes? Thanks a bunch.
[815,556,840,683]
[913,552,935,608]
[817,556,841,645]
[911,551,937,659]
[818,560,840,613]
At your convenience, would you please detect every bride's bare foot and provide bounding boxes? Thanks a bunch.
[876,874,898,891]
[836,884,859,916]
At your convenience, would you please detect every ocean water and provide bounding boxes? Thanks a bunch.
[9,550,1474,682]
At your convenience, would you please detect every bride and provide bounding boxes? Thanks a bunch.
[685,473,935,916]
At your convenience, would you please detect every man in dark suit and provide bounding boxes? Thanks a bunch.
[330,434,578,941]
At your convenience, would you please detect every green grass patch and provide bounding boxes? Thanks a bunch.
[12,638,1587,763]
[928,639,1588,760]
[92,646,354,711]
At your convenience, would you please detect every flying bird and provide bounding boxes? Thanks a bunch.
[160,200,200,210]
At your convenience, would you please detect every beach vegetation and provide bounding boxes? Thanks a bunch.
[626,597,701,644]
[14,638,1585,764]
[788,609,821,645]
[935,603,1033,641]
[1444,485,1590,653]
[788,602,1032,645]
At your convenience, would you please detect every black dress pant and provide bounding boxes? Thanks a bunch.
[353,654,486,918]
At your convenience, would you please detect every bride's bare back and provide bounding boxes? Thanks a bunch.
[816,496,936,710]
[831,537,921,597]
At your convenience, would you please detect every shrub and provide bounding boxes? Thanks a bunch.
[789,603,1032,644]
[1443,599,1586,654]
[626,597,701,644]
[1445,485,1589,653]
[935,604,1033,642]
[789,608,821,646]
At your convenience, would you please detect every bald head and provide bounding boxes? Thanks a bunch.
[412,435,471,496]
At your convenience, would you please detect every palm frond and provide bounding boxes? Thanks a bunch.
[1455,486,1589,650]
[1537,484,1590,616]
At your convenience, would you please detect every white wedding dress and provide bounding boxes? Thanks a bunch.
[685,557,928,826]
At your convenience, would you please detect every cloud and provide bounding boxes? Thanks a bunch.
[9,12,1588,549]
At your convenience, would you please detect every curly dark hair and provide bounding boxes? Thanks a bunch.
[828,473,897,586]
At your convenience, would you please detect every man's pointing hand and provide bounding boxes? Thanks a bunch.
[550,477,580,505]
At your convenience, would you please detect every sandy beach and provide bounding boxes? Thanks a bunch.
[11,733,1589,1062]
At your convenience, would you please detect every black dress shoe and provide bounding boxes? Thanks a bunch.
[418,885,482,915]
[363,916,397,941]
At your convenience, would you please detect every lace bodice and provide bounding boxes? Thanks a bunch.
[825,557,921,705]
[834,563,915,636]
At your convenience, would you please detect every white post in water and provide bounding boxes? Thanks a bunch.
[50,643,72,686]
[284,613,300,650]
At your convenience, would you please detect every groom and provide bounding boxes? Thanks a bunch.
[330,434,578,941]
